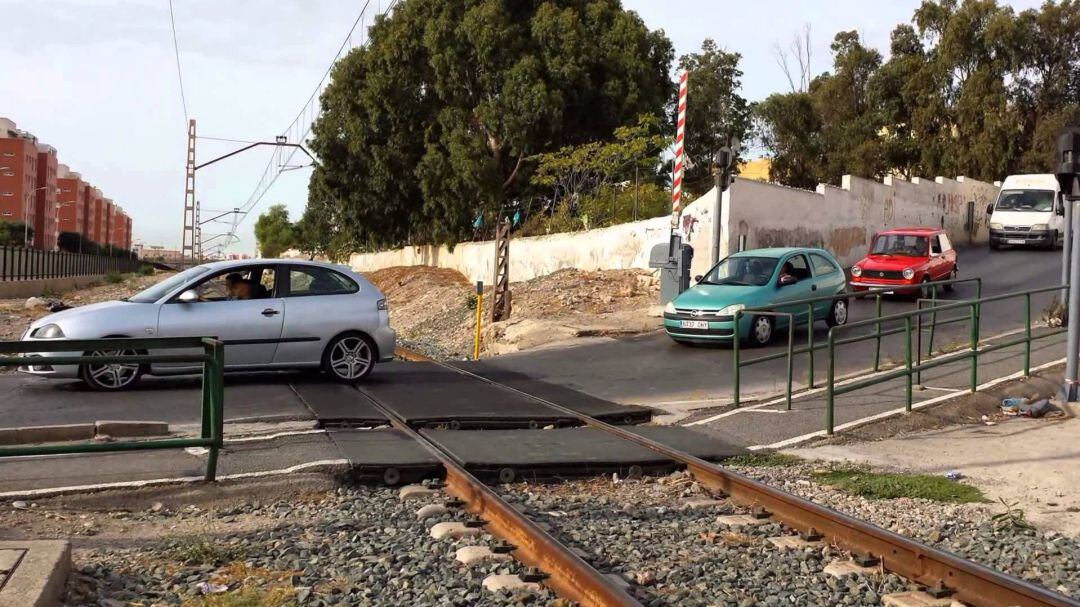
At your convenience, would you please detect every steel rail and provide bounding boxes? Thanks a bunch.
[417,354,1077,607]
[354,389,642,607]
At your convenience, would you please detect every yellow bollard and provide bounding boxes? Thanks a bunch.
[474,281,484,360]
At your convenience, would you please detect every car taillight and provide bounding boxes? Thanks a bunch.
[377,298,388,311]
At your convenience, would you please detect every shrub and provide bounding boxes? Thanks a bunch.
[105,271,124,284]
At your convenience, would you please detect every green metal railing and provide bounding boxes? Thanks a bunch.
[825,285,1067,434]
[0,337,226,481]
[731,277,982,407]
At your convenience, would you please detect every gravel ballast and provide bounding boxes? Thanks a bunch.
[62,483,554,607]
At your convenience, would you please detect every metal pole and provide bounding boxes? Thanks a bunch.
[905,317,913,411]
[1024,292,1032,377]
[785,314,794,411]
[1063,197,1072,304]
[969,303,979,393]
[826,330,836,435]
[806,304,814,389]
[474,281,484,361]
[873,295,882,372]
[732,311,741,408]
[711,169,723,265]
[1064,199,1080,401]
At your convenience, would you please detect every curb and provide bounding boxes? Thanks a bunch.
[0,421,169,446]
[395,347,433,362]
[0,540,71,607]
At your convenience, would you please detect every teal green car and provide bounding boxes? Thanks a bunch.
[663,247,849,346]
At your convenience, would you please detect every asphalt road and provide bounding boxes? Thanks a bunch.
[485,245,1065,407]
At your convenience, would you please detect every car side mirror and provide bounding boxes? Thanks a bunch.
[986,203,994,216]
[178,289,198,303]
[779,274,798,287]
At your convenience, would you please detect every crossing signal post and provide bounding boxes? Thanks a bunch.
[1057,127,1080,401]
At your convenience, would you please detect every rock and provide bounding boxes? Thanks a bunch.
[23,297,47,310]
[11,501,28,510]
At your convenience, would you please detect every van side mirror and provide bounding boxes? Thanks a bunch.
[178,289,198,303]
[1057,201,1066,216]
[986,203,994,216]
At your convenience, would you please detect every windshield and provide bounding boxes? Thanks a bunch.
[995,189,1055,213]
[700,256,779,287]
[128,266,211,303]
[871,234,928,257]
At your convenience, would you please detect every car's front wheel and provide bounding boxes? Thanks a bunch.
[323,332,376,383]
[79,349,143,391]
[748,315,774,347]
[826,298,848,328]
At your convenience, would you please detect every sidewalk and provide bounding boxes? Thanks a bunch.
[686,331,1067,449]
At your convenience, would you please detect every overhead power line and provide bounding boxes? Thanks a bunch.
[224,0,402,246]
[168,0,189,123]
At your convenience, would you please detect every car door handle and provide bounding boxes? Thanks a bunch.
[811,284,818,291]
[261,308,280,317]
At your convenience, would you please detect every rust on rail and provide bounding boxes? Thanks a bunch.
[358,388,640,607]
[438,359,1079,607]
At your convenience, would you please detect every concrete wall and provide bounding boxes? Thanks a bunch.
[345,173,1000,282]
[0,274,106,299]
[718,174,1000,267]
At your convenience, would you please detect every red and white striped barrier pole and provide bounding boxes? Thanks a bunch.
[671,70,688,230]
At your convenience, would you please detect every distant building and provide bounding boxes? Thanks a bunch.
[34,143,58,250]
[57,164,87,244]
[739,158,771,183]
[0,118,39,244]
[138,244,183,261]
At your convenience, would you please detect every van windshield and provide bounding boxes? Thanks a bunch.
[699,256,779,287]
[995,189,1055,213]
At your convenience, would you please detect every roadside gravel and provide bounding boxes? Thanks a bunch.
[62,484,553,607]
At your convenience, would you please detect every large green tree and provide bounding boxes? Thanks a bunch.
[676,40,751,195]
[254,204,295,258]
[305,0,674,250]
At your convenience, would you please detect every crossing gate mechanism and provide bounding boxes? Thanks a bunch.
[492,218,511,322]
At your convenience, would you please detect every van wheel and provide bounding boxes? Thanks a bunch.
[749,316,773,347]
[322,332,376,383]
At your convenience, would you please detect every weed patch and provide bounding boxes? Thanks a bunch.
[812,467,984,503]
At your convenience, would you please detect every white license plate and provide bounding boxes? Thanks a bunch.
[1007,239,1026,244]
[680,320,709,330]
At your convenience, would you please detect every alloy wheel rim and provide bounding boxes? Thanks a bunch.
[754,318,771,343]
[834,301,848,325]
[87,349,139,389]
[330,337,372,379]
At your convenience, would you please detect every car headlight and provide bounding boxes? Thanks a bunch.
[990,222,1003,230]
[377,298,388,311]
[717,304,745,316]
[1031,224,1049,231]
[903,268,915,280]
[31,323,65,339]
[664,301,676,315]
[851,266,862,277]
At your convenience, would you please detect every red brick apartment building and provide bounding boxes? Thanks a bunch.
[1,117,134,251]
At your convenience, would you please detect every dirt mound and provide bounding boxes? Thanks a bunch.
[364,265,660,359]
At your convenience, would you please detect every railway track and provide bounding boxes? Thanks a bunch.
[366,351,1078,607]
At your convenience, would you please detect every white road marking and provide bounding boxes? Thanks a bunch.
[0,459,351,500]
[746,357,1066,451]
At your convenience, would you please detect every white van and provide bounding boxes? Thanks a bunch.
[987,174,1064,250]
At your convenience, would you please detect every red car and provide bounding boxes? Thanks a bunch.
[850,227,958,297]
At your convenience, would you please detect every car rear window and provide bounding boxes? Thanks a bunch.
[810,253,838,276]
[287,266,359,297]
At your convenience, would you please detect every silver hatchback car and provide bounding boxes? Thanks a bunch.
[20,259,396,390]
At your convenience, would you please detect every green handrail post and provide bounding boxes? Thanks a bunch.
[904,316,913,411]
[200,347,212,440]
[873,295,882,372]
[785,313,794,411]
[916,300,923,387]
[204,338,225,482]
[969,303,979,392]
[732,310,741,408]
[826,328,836,435]
[1024,292,1032,376]
[806,303,815,389]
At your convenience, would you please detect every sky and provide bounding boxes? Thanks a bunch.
[0,0,1044,254]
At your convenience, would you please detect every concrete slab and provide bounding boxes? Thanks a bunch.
[290,382,387,427]
[716,514,771,528]
[357,362,575,428]
[482,574,541,593]
[455,545,511,567]
[0,541,70,607]
[14,424,94,444]
[329,430,439,470]
[823,559,879,578]
[453,361,652,424]
[0,549,23,574]
[767,535,824,551]
[398,484,440,501]
[94,420,168,438]
[882,591,957,607]
[430,521,481,540]
[421,426,743,477]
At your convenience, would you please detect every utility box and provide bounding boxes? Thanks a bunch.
[649,238,695,305]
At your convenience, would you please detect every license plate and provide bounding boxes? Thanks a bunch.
[680,320,709,330]
[1007,239,1026,244]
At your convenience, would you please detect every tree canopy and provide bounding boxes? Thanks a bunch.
[254,204,295,258]
[754,0,1080,187]
[300,0,674,255]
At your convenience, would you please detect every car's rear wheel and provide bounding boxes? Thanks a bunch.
[826,299,848,328]
[323,332,376,383]
[749,315,773,347]
[79,349,143,391]
[944,268,957,292]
